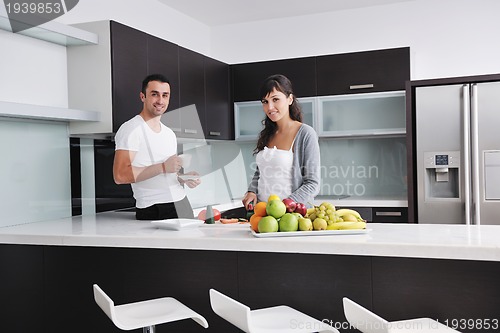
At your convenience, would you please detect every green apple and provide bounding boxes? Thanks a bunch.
[258,215,279,233]
[298,217,313,231]
[266,199,286,219]
[279,213,299,232]
[291,212,303,220]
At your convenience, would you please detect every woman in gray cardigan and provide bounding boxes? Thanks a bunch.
[242,74,321,209]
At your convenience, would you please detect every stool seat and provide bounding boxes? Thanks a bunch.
[209,288,338,333]
[343,297,460,333]
[93,284,208,331]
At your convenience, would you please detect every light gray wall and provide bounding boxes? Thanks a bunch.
[210,0,500,79]
[57,0,500,79]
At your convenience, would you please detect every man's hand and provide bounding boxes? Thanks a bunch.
[178,171,201,188]
[163,155,183,173]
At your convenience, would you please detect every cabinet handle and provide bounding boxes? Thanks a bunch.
[184,129,198,134]
[350,84,374,90]
[209,131,221,136]
[171,127,181,133]
[375,211,402,217]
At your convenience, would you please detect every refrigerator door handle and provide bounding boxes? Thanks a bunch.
[471,84,481,225]
[463,85,472,225]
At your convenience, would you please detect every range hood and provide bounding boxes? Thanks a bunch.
[0,6,97,46]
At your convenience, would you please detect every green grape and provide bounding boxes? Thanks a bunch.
[317,212,325,219]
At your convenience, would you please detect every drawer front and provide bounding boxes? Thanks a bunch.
[372,207,408,223]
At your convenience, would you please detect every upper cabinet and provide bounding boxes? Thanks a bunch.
[316,47,410,95]
[231,57,317,102]
[109,22,149,133]
[67,21,232,140]
[205,57,232,139]
[233,47,410,140]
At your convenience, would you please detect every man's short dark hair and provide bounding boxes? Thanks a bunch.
[142,74,170,94]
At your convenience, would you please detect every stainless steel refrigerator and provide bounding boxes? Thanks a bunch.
[414,80,500,224]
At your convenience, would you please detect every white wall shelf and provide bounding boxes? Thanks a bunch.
[0,101,99,122]
[0,6,98,46]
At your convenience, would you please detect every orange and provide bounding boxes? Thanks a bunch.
[250,215,263,232]
[253,201,267,217]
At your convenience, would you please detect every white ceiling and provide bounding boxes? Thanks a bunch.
[157,0,416,26]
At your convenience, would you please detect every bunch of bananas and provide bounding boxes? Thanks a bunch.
[306,202,366,230]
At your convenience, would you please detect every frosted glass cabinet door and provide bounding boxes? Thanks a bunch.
[318,91,406,137]
[298,97,316,130]
[234,101,265,140]
[235,98,316,140]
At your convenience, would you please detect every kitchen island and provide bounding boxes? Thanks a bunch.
[1,212,500,333]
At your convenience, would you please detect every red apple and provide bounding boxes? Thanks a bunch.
[294,202,307,216]
[282,198,297,213]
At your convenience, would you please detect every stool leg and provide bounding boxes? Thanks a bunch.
[143,325,155,333]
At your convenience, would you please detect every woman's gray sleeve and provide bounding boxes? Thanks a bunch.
[247,166,260,194]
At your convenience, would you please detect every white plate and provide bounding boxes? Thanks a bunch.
[250,228,369,238]
[200,221,250,227]
[151,218,203,231]
[178,174,200,181]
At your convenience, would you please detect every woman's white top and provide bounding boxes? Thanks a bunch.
[256,140,295,202]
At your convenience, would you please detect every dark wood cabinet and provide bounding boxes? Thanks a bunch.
[165,47,232,140]
[148,35,180,112]
[178,46,206,139]
[69,21,233,139]
[231,57,317,102]
[205,57,232,140]
[3,244,500,333]
[110,21,148,133]
[316,47,410,96]
[231,48,409,102]
[372,256,500,330]
[0,245,44,332]
[238,252,372,333]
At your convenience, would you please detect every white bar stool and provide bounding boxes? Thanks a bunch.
[93,284,208,332]
[343,297,460,333]
[209,288,339,333]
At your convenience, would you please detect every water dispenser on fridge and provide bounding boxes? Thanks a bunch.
[423,152,460,200]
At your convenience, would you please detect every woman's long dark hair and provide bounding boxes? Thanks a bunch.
[254,74,303,154]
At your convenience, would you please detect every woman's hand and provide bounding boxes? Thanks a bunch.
[242,192,257,210]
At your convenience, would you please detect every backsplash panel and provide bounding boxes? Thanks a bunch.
[319,137,407,198]
[190,137,408,208]
[0,118,71,226]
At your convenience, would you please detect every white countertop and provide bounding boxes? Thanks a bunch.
[1,211,500,262]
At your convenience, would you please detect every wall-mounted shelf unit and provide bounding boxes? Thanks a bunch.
[0,101,99,122]
[0,7,98,46]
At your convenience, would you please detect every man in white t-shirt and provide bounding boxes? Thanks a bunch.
[113,74,200,220]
